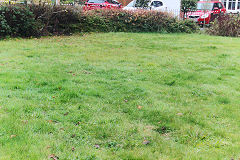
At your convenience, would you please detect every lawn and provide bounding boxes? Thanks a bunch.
[0,33,239,160]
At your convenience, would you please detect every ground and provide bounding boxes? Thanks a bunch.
[0,33,239,160]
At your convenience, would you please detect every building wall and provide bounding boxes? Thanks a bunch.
[221,0,240,13]
[162,0,181,11]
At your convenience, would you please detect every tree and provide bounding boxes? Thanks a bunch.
[135,0,151,8]
[181,0,197,19]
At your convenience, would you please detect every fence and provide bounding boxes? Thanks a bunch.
[161,9,234,26]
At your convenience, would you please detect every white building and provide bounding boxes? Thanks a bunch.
[164,0,240,13]
[162,0,181,11]
[220,0,240,13]
[152,0,240,15]
[198,0,240,13]
[160,0,240,13]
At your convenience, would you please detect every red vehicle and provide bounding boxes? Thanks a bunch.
[84,0,122,10]
[187,1,226,26]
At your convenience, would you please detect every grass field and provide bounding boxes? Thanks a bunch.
[0,33,240,160]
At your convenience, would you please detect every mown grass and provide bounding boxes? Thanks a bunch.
[0,33,239,160]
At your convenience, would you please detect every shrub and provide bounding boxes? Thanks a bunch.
[207,14,240,37]
[0,5,40,38]
[135,0,150,8]
[0,13,11,37]
[28,4,81,35]
[181,0,197,19]
[80,9,198,33]
[0,5,198,38]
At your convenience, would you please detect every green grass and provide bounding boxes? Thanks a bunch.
[0,33,240,160]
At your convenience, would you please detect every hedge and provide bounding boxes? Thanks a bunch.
[0,4,198,38]
[207,14,240,37]
[0,5,40,37]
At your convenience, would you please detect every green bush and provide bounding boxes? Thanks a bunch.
[181,0,197,11]
[207,14,240,37]
[0,13,11,37]
[135,0,150,8]
[0,5,40,38]
[181,0,197,20]
[80,9,198,33]
[0,5,198,38]
[28,5,81,35]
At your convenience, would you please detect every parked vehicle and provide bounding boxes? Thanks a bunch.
[123,0,166,11]
[187,1,226,26]
[84,0,122,10]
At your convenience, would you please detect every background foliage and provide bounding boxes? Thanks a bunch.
[181,0,197,18]
[135,0,150,8]
[0,5,198,38]
[0,5,40,37]
[207,14,240,37]
[80,9,198,33]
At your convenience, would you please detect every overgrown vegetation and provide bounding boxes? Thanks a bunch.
[0,5,40,37]
[135,0,150,8]
[81,9,198,33]
[0,4,198,38]
[207,14,240,37]
[181,0,197,19]
[0,33,240,159]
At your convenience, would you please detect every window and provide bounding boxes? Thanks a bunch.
[238,0,240,9]
[219,2,223,9]
[223,0,227,8]
[107,0,119,4]
[213,3,219,8]
[151,1,163,7]
[88,0,105,3]
[228,0,236,10]
[197,2,214,10]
